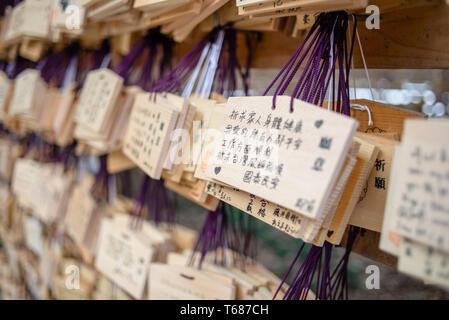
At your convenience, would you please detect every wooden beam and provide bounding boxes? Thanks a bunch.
[353,2,449,69]
[174,1,449,69]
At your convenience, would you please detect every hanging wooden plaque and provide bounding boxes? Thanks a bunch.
[122,93,179,179]
[207,96,358,221]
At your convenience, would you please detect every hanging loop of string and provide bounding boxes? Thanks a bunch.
[349,19,375,127]
[350,103,373,126]
[152,27,222,95]
[194,29,225,99]
[75,39,111,91]
[263,11,357,115]
[154,24,256,99]
[39,42,81,89]
[112,28,173,92]
[355,27,374,101]
[214,26,259,98]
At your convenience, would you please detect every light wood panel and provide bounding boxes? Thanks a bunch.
[172,1,449,69]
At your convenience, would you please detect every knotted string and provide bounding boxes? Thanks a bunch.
[349,23,375,126]
[350,104,373,126]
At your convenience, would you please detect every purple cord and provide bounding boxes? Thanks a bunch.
[90,155,112,203]
[264,11,356,115]
[190,202,228,269]
[271,11,358,301]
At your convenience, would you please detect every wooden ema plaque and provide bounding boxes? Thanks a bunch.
[386,119,449,254]
[122,93,179,179]
[315,135,379,245]
[350,99,424,141]
[207,96,358,222]
[75,68,124,133]
[350,133,400,232]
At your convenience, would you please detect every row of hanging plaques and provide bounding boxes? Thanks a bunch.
[0,9,448,299]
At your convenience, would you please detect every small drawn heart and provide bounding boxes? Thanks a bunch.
[214,167,222,175]
[327,230,334,238]
[315,120,324,128]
